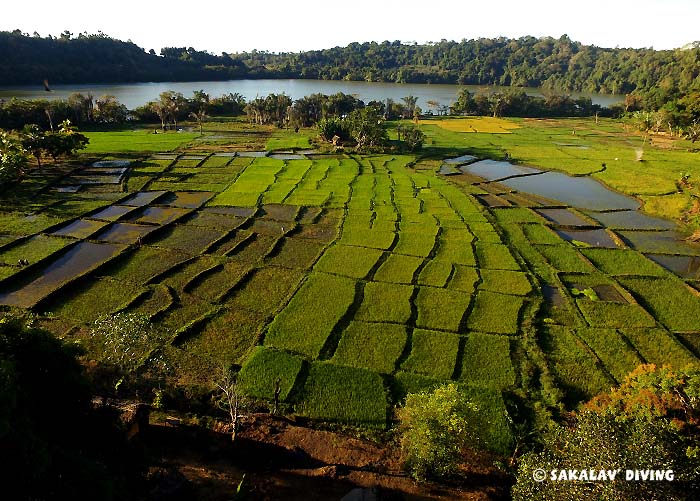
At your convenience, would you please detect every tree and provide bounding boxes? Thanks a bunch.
[401,124,426,151]
[512,365,700,501]
[402,95,419,118]
[345,107,388,150]
[20,124,46,167]
[0,314,143,499]
[189,109,208,135]
[44,120,89,160]
[452,89,475,115]
[396,383,479,481]
[216,367,247,442]
[94,95,128,123]
[0,131,29,187]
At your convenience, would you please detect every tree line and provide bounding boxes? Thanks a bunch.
[2,31,700,101]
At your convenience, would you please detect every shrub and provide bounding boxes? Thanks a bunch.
[396,383,479,481]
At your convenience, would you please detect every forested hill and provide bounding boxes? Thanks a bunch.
[2,31,700,103]
[0,31,250,85]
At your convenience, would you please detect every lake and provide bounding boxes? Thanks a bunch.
[0,79,624,109]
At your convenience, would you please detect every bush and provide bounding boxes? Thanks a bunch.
[317,117,348,141]
[396,383,479,481]
[512,365,700,500]
[0,131,28,186]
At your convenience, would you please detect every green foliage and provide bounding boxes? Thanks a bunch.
[396,383,479,481]
[317,117,348,141]
[346,107,388,149]
[513,365,700,500]
[0,314,141,499]
[401,125,426,151]
[0,131,28,187]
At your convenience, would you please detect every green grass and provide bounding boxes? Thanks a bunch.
[266,238,326,269]
[491,207,544,224]
[435,238,477,266]
[266,130,314,150]
[401,329,460,379]
[522,223,564,245]
[466,292,524,335]
[154,225,226,254]
[459,332,515,389]
[107,246,191,284]
[475,242,520,270]
[448,265,480,293]
[188,262,252,302]
[264,272,356,358]
[396,230,439,257]
[339,225,396,250]
[460,385,514,454]
[237,346,304,401]
[617,277,700,331]
[539,325,613,407]
[228,266,303,315]
[580,248,669,277]
[373,253,423,284]
[332,321,407,373]
[417,260,453,287]
[83,130,198,153]
[574,327,644,382]
[314,244,383,279]
[295,362,388,428]
[576,300,657,328]
[51,277,143,323]
[534,244,595,273]
[179,307,263,366]
[415,287,471,332]
[356,282,413,324]
[0,235,72,266]
[621,328,699,368]
[479,269,532,296]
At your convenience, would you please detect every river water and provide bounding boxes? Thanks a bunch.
[0,79,624,109]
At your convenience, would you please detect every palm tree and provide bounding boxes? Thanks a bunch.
[189,109,209,135]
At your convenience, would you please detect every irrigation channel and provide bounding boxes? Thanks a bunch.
[440,157,700,278]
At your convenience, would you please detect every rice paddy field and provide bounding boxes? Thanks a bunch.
[1,117,699,455]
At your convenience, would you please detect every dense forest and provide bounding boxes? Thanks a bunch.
[2,31,700,101]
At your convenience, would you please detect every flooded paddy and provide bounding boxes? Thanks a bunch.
[161,191,215,208]
[120,191,167,207]
[128,206,191,225]
[646,254,700,279]
[554,228,618,248]
[0,241,125,307]
[94,222,159,244]
[89,205,138,221]
[51,219,109,239]
[618,230,700,255]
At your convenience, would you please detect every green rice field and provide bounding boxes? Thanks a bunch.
[2,117,700,456]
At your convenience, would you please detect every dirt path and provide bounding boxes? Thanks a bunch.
[146,414,511,500]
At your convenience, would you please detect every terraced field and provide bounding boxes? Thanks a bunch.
[2,133,699,455]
